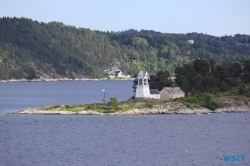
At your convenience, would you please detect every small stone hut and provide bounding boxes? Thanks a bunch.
[160,87,185,100]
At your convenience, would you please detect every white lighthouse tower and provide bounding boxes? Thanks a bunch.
[135,70,150,98]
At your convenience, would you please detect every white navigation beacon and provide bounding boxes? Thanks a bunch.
[135,70,150,98]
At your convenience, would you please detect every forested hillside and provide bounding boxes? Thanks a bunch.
[175,59,250,95]
[0,17,249,80]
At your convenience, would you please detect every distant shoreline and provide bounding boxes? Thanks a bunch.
[0,77,134,83]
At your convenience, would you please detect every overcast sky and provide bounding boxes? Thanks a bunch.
[0,0,249,37]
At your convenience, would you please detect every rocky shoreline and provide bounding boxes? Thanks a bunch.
[14,97,250,115]
[16,106,250,115]
[0,76,135,83]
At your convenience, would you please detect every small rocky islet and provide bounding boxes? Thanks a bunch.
[16,97,250,115]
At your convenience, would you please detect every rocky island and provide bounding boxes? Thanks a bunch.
[16,96,250,115]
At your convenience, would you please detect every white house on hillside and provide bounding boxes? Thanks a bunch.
[115,69,123,77]
[104,70,112,75]
[187,40,194,44]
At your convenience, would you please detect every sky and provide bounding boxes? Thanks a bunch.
[0,0,249,37]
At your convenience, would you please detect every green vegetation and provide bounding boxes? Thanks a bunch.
[40,104,87,112]
[38,97,169,113]
[36,58,250,113]
[173,93,222,110]
[63,104,87,112]
[37,92,250,113]
[3,17,249,112]
[131,59,250,110]
[1,17,250,80]
[91,97,167,113]
[148,70,173,90]
[40,105,62,110]
[175,59,250,98]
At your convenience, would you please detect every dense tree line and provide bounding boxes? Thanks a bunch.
[0,17,249,80]
[131,59,249,99]
[175,59,250,96]
[148,70,173,90]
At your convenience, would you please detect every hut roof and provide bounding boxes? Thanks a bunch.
[162,87,184,94]
[150,89,160,94]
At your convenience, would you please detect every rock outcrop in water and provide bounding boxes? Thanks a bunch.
[16,107,249,115]
[17,109,105,115]
[16,99,250,115]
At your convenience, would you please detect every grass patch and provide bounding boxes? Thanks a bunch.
[38,97,178,113]
[37,92,249,113]
[40,105,62,110]
[61,104,86,112]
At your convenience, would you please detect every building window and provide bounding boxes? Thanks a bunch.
[139,79,142,85]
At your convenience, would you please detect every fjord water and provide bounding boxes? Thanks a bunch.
[0,81,249,165]
[0,80,134,115]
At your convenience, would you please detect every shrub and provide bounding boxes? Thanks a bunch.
[204,94,211,103]
[189,97,198,103]
[238,83,247,95]
[145,103,153,108]
[218,81,229,92]
[87,103,97,109]
[107,96,119,108]
[201,94,220,110]
[215,93,222,97]
[203,100,220,110]
[184,103,191,108]
[65,105,74,109]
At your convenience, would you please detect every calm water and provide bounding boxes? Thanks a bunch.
[0,81,249,165]
[0,80,134,115]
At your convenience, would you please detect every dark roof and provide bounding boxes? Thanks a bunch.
[163,87,184,94]
[150,89,160,94]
